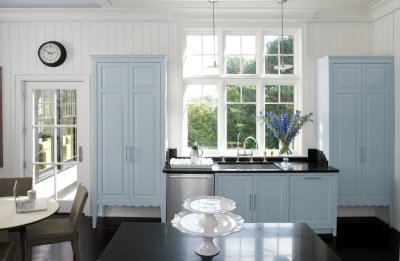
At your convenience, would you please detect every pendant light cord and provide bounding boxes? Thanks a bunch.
[280,1,284,60]
[212,1,216,66]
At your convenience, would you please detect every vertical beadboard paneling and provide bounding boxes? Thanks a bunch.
[36,22,46,74]
[72,22,82,74]
[353,23,363,55]
[63,22,73,74]
[81,22,90,74]
[142,23,152,55]
[133,22,143,54]
[45,22,56,74]
[97,22,108,55]
[312,23,322,59]
[124,22,134,54]
[18,22,28,74]
[337,23,347,55]
[27,23,37,74]
[328,23,338,55]
[107,22,117,55]
[361,23,371,55]
[54,22,64,75]
[151,22,160,54]
[89,21,99,56]
[115,22,125,55]
[159,22,169,55]
[345,24,354,55]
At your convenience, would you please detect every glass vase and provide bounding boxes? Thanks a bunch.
[279,141,292,170]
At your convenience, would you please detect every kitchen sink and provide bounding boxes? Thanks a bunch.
[216,162,281,171]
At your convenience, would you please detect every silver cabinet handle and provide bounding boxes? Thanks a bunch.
[126,147,129,161]
[304,177,322,179]
[78,146,83,162]
[361,147,367,162]
[253,194,256,211]
[249,194,252,211]
[130,147,134,162]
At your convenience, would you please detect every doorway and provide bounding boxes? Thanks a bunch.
[24,81,89,212]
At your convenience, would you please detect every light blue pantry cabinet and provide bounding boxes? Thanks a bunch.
[216,174,288,223]
[216,173,337,235]
[91,56,167,228]
[316,56,394,223]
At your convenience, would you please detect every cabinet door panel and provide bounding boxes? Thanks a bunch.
[289,176,335,229]
[253,176,288,223]
[333,64,362,204]
[216,175,252,222]
[131,93,160,198]
[362,64,390,203]
[130,63,161,199]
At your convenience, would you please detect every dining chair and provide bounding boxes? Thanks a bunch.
[24,183,88,261]
[0,177,32,197]
[0,177,32,259]
[0,242,16,261]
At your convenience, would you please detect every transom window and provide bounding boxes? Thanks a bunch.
[184,35,218,76]
[225,35,256,74]
[183,30,300,155]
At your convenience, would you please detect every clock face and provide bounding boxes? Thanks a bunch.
[38,41,67,67]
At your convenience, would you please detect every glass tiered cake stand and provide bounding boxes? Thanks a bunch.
[171,196,244,256]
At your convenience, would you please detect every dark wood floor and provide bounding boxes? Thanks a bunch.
[8,215,400,261]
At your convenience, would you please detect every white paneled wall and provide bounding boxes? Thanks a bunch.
[373,10,400,230]
[302,22,374,153]
[0,20,177,178]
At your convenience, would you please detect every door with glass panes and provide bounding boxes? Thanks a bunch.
[24,81,89,212]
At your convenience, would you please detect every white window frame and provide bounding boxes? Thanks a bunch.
[182,28,303,157]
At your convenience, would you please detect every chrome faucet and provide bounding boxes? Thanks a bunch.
[244,136,258,162]
[236,135,258,162]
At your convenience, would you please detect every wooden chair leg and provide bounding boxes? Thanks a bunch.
[71,240,80,261]
[25,244,32,261]
[20,229,26,261]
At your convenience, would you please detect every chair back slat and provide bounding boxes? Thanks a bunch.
[0,177,32,197]
[69,183,88,231]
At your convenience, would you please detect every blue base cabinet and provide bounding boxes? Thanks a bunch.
[216,172,337,235]
[289,174,337,235]
[316,56,394,224]
[92,56,167,228]
[216,174,288,223]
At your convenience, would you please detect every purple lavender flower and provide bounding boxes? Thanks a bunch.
[257,110,313,155]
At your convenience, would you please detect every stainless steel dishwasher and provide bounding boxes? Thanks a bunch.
[166,173,214,221]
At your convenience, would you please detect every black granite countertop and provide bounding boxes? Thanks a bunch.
[100,222,342,261]
[163,149,339,174]
[163,161,338,174]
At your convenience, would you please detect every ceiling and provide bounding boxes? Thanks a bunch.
[0,0,397,21]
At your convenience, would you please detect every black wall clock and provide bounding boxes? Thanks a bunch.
[38,41,67,67]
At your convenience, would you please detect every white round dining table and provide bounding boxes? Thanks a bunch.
[0,197,59,241]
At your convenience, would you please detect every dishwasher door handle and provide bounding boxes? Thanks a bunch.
[169,175,214,179]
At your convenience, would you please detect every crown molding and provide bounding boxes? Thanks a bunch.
[0,3,394,22]
[0,8,172,21]
[370,0,400,20]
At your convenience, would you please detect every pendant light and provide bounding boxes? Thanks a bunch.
[274,0,293,72]
[208,0,218,68]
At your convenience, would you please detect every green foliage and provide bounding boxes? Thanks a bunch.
[187,103,217,149]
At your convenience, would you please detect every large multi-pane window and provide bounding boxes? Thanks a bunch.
[183,31,298,154]
[184,84,218,149]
